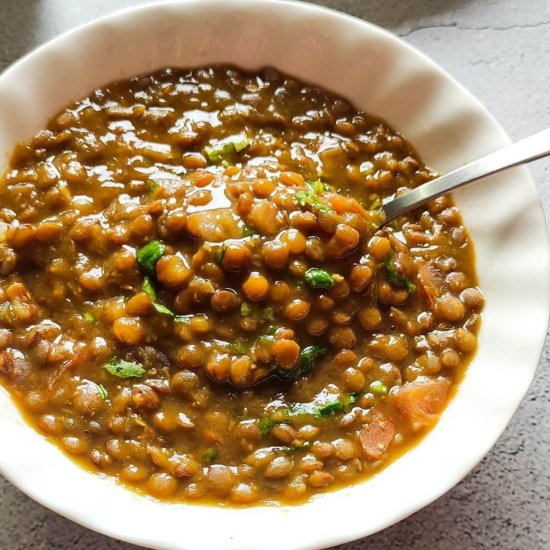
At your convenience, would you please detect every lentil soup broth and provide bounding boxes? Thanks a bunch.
[0,66,482,505]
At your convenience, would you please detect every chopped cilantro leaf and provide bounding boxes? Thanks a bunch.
[261,307,275,323]
[287,392,359,419]
[0,302,12,324]
[214,242,227,264]
[308,179,330,193]
[232,136,251,153]
[296,345,328,376]
[295,179,334,213]
[254,327,278,350]
[137,240,165,276]
[152,302,174,317]
[142,276,157,301]
[240,302,274,323]
[204,133,252,163]
[142,277,174,317]
[240,302,254,317]
[149,180,160,194]
[369,380,388,395]
[202,448,218,463]
[304,268,334,290]
[288,399,342,418]
[258,418,279,436]
[345,392,361,406]
[266,326,278,336]
[83,311,96,323]
[241,225,256,238]
[96,383,108,400]
[230,337,250,355]
[316,400,344,417]
[383,254,416,293]
[294,191,310,207]
[388,219,401,231]
[294,190,333,213]
[276,344,327,381]
[288,402,319,416]
[257,336,276,350]
[306,179,330,194]
[103,358,145,379]
[368,195,382,210]
[282,441,312,454]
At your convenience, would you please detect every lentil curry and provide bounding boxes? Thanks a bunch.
[0,66,483,505]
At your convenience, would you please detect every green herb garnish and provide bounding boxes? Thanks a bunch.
[204,133,252,163]
[137,240,165,277]
[282,441,312,454]
[275,344,327,381]
[103,358,145,379]
[367,195,382,211]
[388,219,401,231]
[317,400,344,417]
[242,225,256,238]
[152,302,174,317]
[254,326,278,348]
[142,277,174,317]
[296,345,328,376]
[240,302,254,317]
[202,448,218,463]
[230,337,250,355]
[294,191,333,213]
[142,276,157,301]
[294,179,334,213]
[240,302,274,323]
[149,180,160,195]
[258,418,280,436]
[383,254,416,293]
[288,392,359,419]
[0,303,12,324]
[214,242,227,264]
[83,311,96,323]
[261,307,275,323]
[256,335,276,349]
[306,179,330,194]
[288,402,320,416]
[288,399,342,418]
[96,383,109,400]
[345,392,361,406]
[304,268,334,290]
[369,380,388,395]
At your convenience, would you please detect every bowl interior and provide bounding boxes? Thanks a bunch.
[0,2,548,550]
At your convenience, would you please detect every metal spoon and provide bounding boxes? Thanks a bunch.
[381,127,550,225]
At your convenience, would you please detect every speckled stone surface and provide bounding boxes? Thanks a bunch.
[0,1,548,548]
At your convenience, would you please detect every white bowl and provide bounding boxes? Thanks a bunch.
[0,1,548,549]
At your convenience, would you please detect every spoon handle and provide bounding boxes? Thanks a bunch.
[382,127,550,224]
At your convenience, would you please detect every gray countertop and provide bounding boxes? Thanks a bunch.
[0,1,549,548]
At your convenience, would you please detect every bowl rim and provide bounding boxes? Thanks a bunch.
[0,1,548,549]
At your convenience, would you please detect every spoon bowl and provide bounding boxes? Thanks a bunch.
[382,127,550,224]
